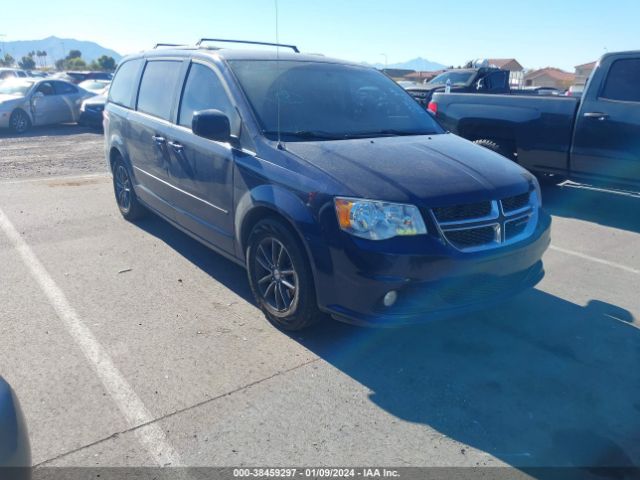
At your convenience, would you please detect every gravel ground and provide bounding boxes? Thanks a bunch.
[0,125,106,180]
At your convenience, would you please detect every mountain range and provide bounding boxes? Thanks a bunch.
[0,36,122,65]
[366,57,447,71]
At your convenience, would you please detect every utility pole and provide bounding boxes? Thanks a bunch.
[380,53,388,68]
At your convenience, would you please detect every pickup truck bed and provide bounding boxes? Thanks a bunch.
[433,93,580,174]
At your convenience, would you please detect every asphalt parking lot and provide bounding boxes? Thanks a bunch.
[1,126,639,473]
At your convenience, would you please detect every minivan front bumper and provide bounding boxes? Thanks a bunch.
[313,210,551,326]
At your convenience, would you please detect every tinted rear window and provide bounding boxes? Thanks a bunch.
[109,59,142,108]
[601,58,640,103]
[137,60,182,120]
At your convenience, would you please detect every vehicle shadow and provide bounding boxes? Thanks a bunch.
[295,291,639,476]
[0,124,101,139]
[542,182,640,234]
[133,213,640,475]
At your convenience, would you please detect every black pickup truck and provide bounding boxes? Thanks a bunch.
[430,51,640,188]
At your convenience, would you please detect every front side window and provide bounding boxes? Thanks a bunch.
[178,63,238,131]
[36,82,55,96]
[137,60,182,120]
[54,82,78,95]
[229,60,444,141]
[108,59,143,109]
[428,71,474,86]
[601,58,640,103]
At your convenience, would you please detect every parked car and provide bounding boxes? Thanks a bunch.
[104,39,550,330]
[0,68,28,80]
[64,71,112,84]
[79,88,107,128]
[520,86,562,96]
[0,377,31,478]
[430,51,640,188]
[404,66,511,107]
[78,79,111,94]
[0,78,95,133]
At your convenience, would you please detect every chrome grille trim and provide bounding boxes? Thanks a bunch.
[431,190,539,252]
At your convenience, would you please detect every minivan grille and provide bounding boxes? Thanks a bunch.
[430,189,537,252]
[445,226,497,249]
[432,201,492,223]
[502,192,530,213]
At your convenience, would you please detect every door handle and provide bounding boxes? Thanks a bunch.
[152,135,166,145]
[583,112,609,121]
[167,141,184,153]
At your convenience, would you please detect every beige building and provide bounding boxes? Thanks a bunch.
[575,61,596,86]
[488,58,525,88]
[524,67,576,90]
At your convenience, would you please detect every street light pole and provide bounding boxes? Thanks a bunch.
[380,53,388,68]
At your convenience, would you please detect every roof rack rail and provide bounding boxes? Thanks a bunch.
[153,43,187,49]
[195,38,299,53]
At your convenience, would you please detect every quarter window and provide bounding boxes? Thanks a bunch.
[137,60,182,120]
[108,59,143,109]
[601,59,640,103]
[178,63,237,131]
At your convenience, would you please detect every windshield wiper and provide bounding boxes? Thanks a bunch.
[263,130,344,140]
[345,129,434,138]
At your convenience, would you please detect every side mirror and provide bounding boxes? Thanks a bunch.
[192,109,231,143]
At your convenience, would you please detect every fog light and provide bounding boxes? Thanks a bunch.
[383,290,398,307]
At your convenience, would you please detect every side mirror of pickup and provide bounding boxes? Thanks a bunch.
[192,109,231,143]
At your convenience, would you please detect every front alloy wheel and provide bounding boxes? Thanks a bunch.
[247,218,324,331]
[255,237,299,313]
[9,110,31,134]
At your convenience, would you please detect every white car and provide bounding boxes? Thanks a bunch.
[0,78,95,133]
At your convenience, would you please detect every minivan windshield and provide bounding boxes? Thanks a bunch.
[428,71,474,86]
[229,60,444,141]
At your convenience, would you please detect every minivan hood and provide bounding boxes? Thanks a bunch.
[284,133,533,206]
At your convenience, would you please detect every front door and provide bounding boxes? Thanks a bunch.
[165,61,239,254]
[31,81,66,125]
[571,57,640,186]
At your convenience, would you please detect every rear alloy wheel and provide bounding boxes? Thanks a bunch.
[9,110,31,134]
[113,159,146,221]
[247,218,324,331]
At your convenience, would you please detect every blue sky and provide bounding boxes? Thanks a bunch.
[1,0,638,70]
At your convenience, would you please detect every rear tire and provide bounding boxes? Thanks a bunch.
[473,139,513,160]
[112,159,146,221]
[247,218,324,331]
[9,109,31,134]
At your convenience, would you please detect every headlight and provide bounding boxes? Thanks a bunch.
[334,197,427,240]
[531,177,542,207]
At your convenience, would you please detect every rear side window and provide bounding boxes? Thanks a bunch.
[54,82,78,95]
[109,59,143,108]
[137,60,182,120]
[601,58,640,103]
[178,63,237,130]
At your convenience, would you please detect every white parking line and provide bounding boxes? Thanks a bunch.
[550,245,640,276]
[0,207,182,467]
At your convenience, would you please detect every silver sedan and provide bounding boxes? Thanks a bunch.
[0,77,95,133]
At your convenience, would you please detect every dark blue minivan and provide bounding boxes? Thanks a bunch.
[104,39,551,330]
[0,377,31,478]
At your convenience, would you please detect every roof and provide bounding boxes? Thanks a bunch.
[487,58,523,71]
[132,46,359,67]
[574,61,596,69]
[524,67,575,82]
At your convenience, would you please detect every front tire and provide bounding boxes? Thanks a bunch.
[112,159,146,221]
[247,218,324,331]
[9,109,31,134]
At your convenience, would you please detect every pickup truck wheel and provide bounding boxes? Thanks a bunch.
[247,218,324,331]
[112,159,146,221]
[473,139,513,160]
